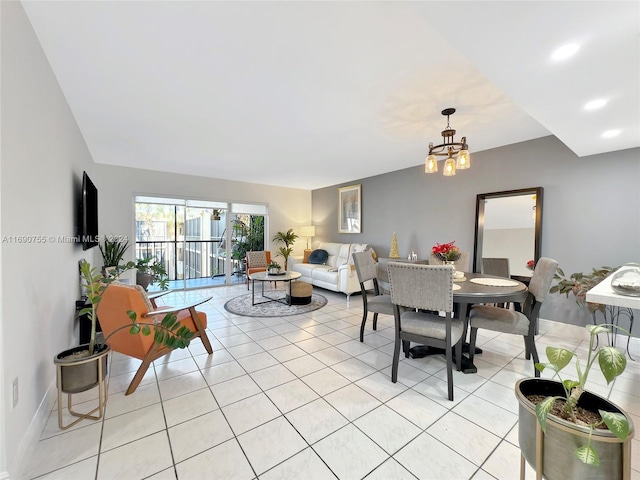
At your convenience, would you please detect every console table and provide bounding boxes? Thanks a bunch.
[586,268,638,359]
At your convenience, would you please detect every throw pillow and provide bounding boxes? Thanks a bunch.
[308,249,329,265]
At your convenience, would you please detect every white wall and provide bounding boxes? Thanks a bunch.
[1,2,100,477]
[0,3,312,478]
[93,163,312,267]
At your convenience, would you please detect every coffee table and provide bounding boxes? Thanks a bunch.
[249,271,302,306]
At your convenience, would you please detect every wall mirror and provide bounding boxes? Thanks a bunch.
[473,187,543,278]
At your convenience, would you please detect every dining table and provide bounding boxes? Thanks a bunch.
[378,266,529,374]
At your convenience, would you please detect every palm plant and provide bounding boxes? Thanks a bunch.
[272,228,299,270]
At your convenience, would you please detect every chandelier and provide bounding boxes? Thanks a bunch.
[425,108,470,176]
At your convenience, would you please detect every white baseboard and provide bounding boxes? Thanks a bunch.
[9,379,57,480]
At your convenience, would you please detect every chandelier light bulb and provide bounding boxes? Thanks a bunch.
[425,154,438,173]
[443,157,456,176]
[456,149,470,169]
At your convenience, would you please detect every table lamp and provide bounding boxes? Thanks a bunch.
[300,225,316,261]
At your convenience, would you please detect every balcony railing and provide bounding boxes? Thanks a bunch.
[135,240,241,281]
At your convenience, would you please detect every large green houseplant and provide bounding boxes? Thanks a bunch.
[230,217,265,272]
[272,228,299,270]
[515,323,633,479]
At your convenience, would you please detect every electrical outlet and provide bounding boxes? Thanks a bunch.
[12,377,19,408]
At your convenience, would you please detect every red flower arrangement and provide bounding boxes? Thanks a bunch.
[526,259,535,271]
[432,241,461,262]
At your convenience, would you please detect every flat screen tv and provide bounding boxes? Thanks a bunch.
[81,171,99,250]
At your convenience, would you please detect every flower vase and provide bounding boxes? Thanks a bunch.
[443,261,457,274]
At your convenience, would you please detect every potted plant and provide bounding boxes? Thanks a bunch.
[54,260,194,429]
[515,323,633,479]
[550,265,619,314]
[120,256,169,291]
[267,261,282,274]
[431,241,461,264]
[99,236,130,277]
[273,228,299,270]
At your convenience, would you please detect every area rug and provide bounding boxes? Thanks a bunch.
[224,291,328,317]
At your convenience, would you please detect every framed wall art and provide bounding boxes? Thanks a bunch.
[338,184,361,233]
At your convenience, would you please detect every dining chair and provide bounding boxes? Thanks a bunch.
[482,258,511,308]
[387,263,464,401]
[468,257,558,376]
[482,257,510,278]
[352,251,394,342]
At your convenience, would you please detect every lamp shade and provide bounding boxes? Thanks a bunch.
[443,157,456,176]
[425,154,438,173]
[456,149,470,169]
[300,226,315,237]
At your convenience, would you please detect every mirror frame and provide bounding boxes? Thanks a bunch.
[473,187,543,275]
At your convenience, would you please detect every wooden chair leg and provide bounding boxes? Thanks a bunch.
[525,335,540,377]
[391,337,401,383]
[359,311,368,342]
[126,348,158,395]
[446,339,454,401]
[403,340,411,358]
[189,307,213,354]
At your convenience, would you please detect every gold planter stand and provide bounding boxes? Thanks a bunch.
[54,344,110,430]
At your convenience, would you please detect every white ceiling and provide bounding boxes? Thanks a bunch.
[21,1,639,190]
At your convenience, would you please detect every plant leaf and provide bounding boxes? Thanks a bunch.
[576,445,599,466]
[546,347,574,370]
[535,396,558,433]
[142,325,151,336]
[598,347,626,384]
[562,379,580,391]
[126,310,137,321]
[129,324,140,334]
[600,410,630,441]
[586,324,610,336]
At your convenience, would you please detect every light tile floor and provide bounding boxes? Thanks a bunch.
[27,285,639,480]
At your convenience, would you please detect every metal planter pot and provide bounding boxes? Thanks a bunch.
[54,343,109,394]
[516,378,634,480]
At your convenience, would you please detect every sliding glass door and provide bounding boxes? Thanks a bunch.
[135,196,268,290]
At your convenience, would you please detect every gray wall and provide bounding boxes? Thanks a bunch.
[312,136,640,334]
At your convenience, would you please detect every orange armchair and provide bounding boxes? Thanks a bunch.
[245,251,271,289]
[96,283,213,395]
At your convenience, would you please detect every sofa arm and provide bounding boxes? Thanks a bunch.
[289,255,304,268]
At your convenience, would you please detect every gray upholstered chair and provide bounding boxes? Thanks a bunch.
[429,251,470,272]
[468,257,558,376]
[482,258,511,308]
[482,258,510,278]
[352,251,394,342]
[387,263,464,401]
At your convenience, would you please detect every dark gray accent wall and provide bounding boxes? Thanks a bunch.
[312,135,640,335]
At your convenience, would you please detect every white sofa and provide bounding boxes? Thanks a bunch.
[290,242,374,297]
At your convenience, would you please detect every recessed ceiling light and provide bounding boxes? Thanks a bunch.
[602,129,621,138]
[584,99,607,111]
[551,43,579,61]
